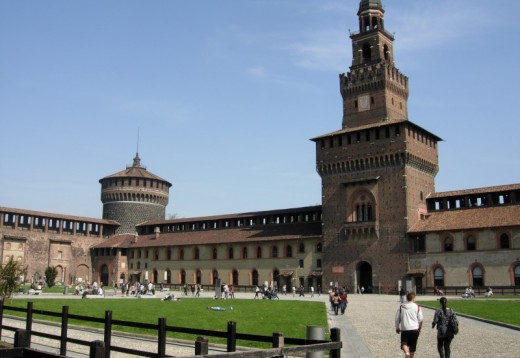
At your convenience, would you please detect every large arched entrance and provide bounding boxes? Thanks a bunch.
[100,265,109,287]
[358,261,373,293]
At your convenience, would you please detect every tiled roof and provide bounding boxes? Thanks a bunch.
[95,222,322,249]
[408,205,520,233]
[91,234,136,248]
[427,184,520,199]
[311,119,442,141]
[0,207,119,225]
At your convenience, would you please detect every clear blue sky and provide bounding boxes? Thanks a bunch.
[1,0,519,219]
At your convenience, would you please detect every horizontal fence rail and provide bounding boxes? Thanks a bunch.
[0,300,341,358]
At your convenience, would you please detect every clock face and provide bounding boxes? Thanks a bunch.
[358,94,370,111]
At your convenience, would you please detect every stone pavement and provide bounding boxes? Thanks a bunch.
[6,290,520,357]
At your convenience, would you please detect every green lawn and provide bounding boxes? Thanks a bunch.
[419,299,520,326]
[5,298,328,347]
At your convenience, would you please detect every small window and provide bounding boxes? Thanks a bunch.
[299,243,305,253]
[317,259,322,268]
[299,259,304,268]
[213,247,218,260]
[256,247,262,259]
[228,247,234,259]
[271,246,278,258]
[500,233,510,249]
[466,236,476,251]
[286,245,292,258]
[444,237,453,252]
[242,247,248,259]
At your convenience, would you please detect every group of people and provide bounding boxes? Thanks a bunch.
[329,288,348,315]
[395,293,459,358]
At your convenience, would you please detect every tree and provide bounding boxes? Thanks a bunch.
[45,266,58,288]
[0,256,27,300]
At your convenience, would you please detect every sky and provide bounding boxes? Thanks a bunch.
[1,0,519,220]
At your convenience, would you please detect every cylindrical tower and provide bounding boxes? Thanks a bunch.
[99,154,172,234]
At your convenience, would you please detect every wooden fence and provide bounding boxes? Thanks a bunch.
[0,300,341,358]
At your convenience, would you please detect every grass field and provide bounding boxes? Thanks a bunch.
[420,299,520,326]
[5,298,328,347]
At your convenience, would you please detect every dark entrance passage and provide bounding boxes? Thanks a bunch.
[358,261,372,293]
[100,265,109,287]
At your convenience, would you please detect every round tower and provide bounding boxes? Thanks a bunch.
[99,154,172,234]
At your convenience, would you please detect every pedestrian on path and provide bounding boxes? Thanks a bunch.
[395,292,423,358]
[432,296,458,358]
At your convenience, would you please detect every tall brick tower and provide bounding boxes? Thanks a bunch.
[99,154,172,234]
[312,0,441,293]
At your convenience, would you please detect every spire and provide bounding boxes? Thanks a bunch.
[132,153,142,168]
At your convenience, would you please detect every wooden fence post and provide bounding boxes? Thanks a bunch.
[195,336,208,355]
[60,305,69,356]
[272,332,284,358]
[14,329,30,349]
[104,310,112,358]
[90,340,105,358]
[158,317,166,358]
[227,321,236,352]
[25,301,33,348]
[330,328,341,358]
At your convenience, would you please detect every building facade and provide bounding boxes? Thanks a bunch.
[0,0,519,292]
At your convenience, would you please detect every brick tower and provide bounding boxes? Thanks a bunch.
[312,0,441,293]
[99,154,172,234]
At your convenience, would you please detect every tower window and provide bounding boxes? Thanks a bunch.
[354,100,358,108]
[362,43,371,62]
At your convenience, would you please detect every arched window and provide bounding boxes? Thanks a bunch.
[271,246,278,258]
[153,248,159,260]
[256,247,262,259]
[228,247,234,259]
[444,237,453,252]
[434,267,444,287]
[362,43,371,61]
[232,270,239,285]
[242,247,248,259]
[514,266,520,286]
[212,247,218,260]
[500,233,510,249]
[299,243,305,253]
[212,270,219,283]
[286,245,292,258]
[193,247,199,260]
[466,236,476,251]
[351,192,375,222]
[166,248,171,260]
[179,249,184,260]
[472,266,484,286]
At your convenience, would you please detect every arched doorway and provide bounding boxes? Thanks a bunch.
[358,261,372,293]
[273,269,280,289]
[100,265,109,287]
[232,270,239,286]
[196,270,202,285]
[252,270,259,286]
[153,270,158,284]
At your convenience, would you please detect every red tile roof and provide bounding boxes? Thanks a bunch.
[408,205,520,233]
[92,222,322,248]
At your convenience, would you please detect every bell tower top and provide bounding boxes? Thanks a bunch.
[339,0,409,129]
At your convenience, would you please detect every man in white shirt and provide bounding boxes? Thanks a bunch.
[395,292,423,357]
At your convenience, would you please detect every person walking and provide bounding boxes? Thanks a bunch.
[395,292,423,358]
[432,297,458,358]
